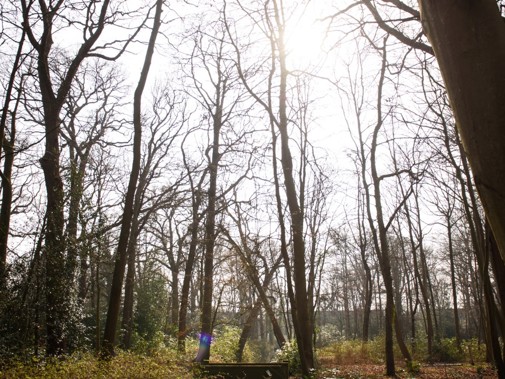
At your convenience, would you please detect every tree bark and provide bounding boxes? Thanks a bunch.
[21,0,115,355]
[403,199,434,360]
[418,0,505,260]
[177,188,203,352]
[195,95,221,363]
[120,227,138,349]
[447,215,462,350]
[102,0,163,357]
[0,29,25,289]
[361,37,411,376]
[273,1,315,372]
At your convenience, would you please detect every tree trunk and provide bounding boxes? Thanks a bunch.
[365,37,411,375]
[419,2,505,366]
[21,0,115,355]
[418,0,505,260]
[274,3,314,372]
[357,192,373,342]
[120,228,137,349]
[404,200,434,360]
[40,111,67,357]
[0,29,25,289]
[236,264,285,362]
[447,216,462,350]
[101,0,163,357]
[177,204,202,352]
[488,222,505,341]
[195,79,223,363]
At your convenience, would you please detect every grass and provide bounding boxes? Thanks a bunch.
[0,337,492,378]
[0,350,194,379]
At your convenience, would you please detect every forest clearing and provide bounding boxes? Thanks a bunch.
[1,0,505,378]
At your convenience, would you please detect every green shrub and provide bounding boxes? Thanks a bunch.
[432,338,463,362]
[406,359,421,374]
[274,339,301,375]
[209,325,257,363]
[463,338,487,364]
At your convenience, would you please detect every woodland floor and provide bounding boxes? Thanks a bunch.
[312,363,497,378]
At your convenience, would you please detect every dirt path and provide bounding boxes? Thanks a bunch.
[313,363,497,378]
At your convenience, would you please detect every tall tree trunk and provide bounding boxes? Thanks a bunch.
[40,100,67,358]
[458,135,505,371]
[121,137,155,348]
[120,227,138,349]
[447,215,462,350]
[21,0,114,355]
[29,7,68,352]
[177,142,206,352]
[272,1,314,372]
[403,200,434,360]
[418,0,505,260]
[357,190,372,342]
[0,29,25,289]
[102,0,163,357]
[195,81,223,363]
[270,124,301,352]
[488,221,505,343]
[365,38,411,375]
[177,200,202,352]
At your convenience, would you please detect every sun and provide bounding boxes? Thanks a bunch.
[283,4,329,72]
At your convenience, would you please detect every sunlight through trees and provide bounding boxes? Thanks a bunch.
[1,0,504,377]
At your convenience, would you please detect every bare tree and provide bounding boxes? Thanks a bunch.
[225,1,316,373]
[120,87,186,349]
[0,23,27,289]
[345,37,415,375]
[102,0,164,357]
[221,199,286,358]
[20,0,151,355]
[177,147,207,352]
[59,60,127,305]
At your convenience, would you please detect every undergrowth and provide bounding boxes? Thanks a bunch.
[0,326,257,378]
[317,336,488,366]
[0,350,193,379]
[0,332,489,378]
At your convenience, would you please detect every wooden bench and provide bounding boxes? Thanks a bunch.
[197,362,289,378]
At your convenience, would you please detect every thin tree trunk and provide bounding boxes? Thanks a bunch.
[404,200,434,360]
[273,1,314,372]
[195,79,223,363]
[0,29,25,288]
[357,191,373,342]
[102,0,163,357]
[236,264,285,362]
[446,216,462,350]
[177,204,202,352]
[366,38,411,375]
